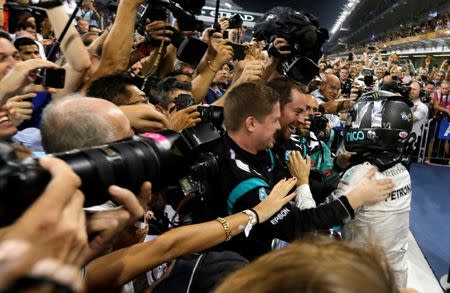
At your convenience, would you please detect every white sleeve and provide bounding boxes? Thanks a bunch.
[295,184,316,209]
[415,103,428,121]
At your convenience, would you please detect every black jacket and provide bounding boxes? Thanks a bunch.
[209,134,354,260]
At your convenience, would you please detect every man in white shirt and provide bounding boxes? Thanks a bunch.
[409,82,428,141]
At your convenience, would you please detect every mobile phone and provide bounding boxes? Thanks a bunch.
[42,68,66,88]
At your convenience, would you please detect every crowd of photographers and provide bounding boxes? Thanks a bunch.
[0,0,441,292]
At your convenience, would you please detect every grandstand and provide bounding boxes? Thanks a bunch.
[326,0,450,63]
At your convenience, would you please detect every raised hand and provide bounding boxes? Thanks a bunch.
[253,177,297,222]
[168,105,201,132]
[287,151,311,186]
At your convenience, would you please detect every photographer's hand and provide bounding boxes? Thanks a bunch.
[211,40,233,70]
[252,177,297,222]
[272,37,291,57]
[346,168,394,209]
[219,18,230,32]
[168,105,201,132]
[287,151,311,186]
[2,157,89,267]
[235,60,265,83]
[4,93,36,126]
[145,20,173,43]
[84,185,144,264]
[0,60,59,107]
[119,103,169,133]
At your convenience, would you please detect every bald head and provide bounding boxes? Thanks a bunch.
[305,94,319,116]
[320,73,341,101]
[41,96,131,153]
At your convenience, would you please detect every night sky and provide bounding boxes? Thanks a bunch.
[233,0,347,30]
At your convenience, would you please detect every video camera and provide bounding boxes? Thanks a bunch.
[254,6,328,85]
[0,130,221,226]
[136,0,207,67]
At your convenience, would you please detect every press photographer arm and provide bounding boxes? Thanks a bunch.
[85,178,298,292]
[45,5,92,99]
[86,0,145,84]
[191,39,233,103]
[213,60,265,107]
[262,37,291,81]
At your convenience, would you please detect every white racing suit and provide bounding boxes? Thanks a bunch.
[327,162,411,288]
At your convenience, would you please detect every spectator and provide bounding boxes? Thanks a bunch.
[76,18,89,35]
[339,67,353,96]
[409,82,429,156]
[80,0,101,26]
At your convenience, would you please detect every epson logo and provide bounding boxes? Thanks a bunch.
[346,131,365,142]
[270,207,290,225]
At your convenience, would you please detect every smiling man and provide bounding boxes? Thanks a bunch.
[205,82,391,260]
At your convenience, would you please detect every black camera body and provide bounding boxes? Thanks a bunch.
[34,68,66,89]
[254,7,327,85]
[309,114,328,133]
[135,0,207,67]
[0,126,225,226]
[228,14,243,29]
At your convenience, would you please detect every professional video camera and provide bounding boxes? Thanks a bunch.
[381,80,424,100]
[0,130,220,226]
[136,0,207,67]
[254,6,328,85]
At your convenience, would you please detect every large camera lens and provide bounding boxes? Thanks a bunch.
[0,132,185,226]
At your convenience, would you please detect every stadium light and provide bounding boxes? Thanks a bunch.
[331,0,361,35]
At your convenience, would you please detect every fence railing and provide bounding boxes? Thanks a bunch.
[417,117,450,165]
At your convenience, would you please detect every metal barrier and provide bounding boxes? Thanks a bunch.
[418,117,450,165]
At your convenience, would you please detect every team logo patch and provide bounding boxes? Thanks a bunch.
[259,187,268,201]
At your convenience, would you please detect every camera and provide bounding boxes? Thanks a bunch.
[136,0,204,34]
[34,68,66,89]
[0,129,223,226]
[228,14,243,29]
[197,105,224,128]
[361,68,374,88]
[281,57,320,85]
[309,114,328,134]
[136,0,207,67]
[254,7,328,85]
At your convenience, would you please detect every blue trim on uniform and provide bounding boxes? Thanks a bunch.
[227,178,269,214]
[268,149,275,170]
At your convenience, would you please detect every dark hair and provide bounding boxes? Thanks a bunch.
[224,82,280,132]
[16,20,36,32]
[425,80,435,87]
[152,76,192,109]
[13,37,37,50]
[267,78,306,110]
[0,30,12,42]
[85,74,137,106]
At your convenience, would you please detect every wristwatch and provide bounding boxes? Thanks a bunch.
[242,209,258,227]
